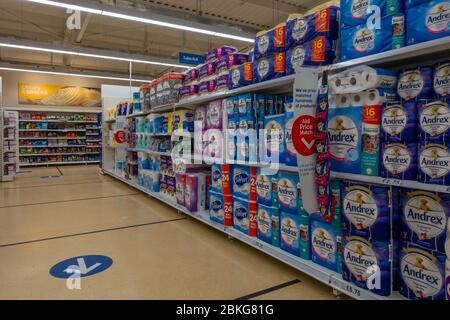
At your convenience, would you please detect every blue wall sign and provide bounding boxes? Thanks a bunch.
[179,52,205,65]
[50,255,113,279]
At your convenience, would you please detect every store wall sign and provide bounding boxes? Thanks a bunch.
[179,52,205,65]
[293,67,319,214]
[18,82,101,107]
[50,255,113,279]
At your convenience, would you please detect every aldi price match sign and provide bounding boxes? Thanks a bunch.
[292,67,320,214]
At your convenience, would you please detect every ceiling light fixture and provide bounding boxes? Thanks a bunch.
[0,66,152,83]
[25,0,255,43]
[0,42,190,69]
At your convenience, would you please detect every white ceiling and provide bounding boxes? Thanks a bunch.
[0,0,326,79]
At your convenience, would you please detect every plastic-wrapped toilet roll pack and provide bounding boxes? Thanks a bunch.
[329,66,398,94]
[446,259,450,300]
[397,67,434,101]
[434,60,450,99]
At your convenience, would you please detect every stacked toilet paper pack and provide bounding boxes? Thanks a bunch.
[399,189,449,300]
[340,0,405,61]
[328,65,397,176]
[253,23,286,83]
[209,164,233,226]
[341,181,400,296]
[405,0,450,46]
[285,1,340,74]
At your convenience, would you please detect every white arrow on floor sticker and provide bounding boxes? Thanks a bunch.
[64,258,102,275]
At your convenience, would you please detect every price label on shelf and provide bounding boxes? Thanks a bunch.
[344,284,361,297]
[380,178,402,187]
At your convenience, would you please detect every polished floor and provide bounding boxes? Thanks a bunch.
[0,165,340,300]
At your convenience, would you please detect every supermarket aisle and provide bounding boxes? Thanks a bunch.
[0,165,337,300]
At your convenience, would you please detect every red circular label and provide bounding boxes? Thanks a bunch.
[114,130,126,144]
[292,115,316,156]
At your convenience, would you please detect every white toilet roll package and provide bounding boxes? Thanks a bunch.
[329,66,398,94]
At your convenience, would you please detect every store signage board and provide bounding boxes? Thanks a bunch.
[292,67,319,214]
[50,255,113,279]
[179,52,205,65]
[18,82,101,107]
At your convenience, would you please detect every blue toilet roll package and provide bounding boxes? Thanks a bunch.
[340,0,404,28]
[340,14,405,61]
[406,0,450,46]
[254,23,286,59]
[397,67,434,101]
[253,53,286,83]
[285,3,339,49]
[286,37,336,74]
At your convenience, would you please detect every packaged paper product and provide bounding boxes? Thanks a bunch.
[183,68,199,85]
[172,110,194,133]
[203,129,224,161]
[206,99,223,130]
[179,85,198,100]
[198,79,216,95]
[283,98,298,166]
[417,142,450,185]
[328,101,362,174]
[256,169,278,207]
[194,105,207,132]
[262,113,285,165]
[257,204,280,247]
[253,53,286,83]
[381,101,417,143]
[311,219,342,272]
[406,1,450,46]
[342,236,394,296]
[446,259,450,300]
[361,102,381,176]
[340,14,405,62]
[329,66,398,94]
[254,23,286,59]
[400,189,449,253]
[206,45,237,62]
[277,171,301,214]
[381,142,418,180]
[286,37,336,74]
[216,74,229,91]
[399,241,446,300]
[285,2,339,48]
[434,60,450,98]
[229,62,253,90]
[397,67,434,101]
[185,174,206,212]
[211,164,231,194]
[340,0,404,28]
[176,173,186,206]
[232,165,257,201]
[233,197,257,236]
[280,211,310,258]
[418,100,450,144]
[209,192,233,225]
[341,181,399,242]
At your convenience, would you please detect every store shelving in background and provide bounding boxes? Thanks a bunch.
[18,110,101,167]
[1,110,19,181]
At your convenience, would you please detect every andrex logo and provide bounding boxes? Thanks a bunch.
[426,5,450,33]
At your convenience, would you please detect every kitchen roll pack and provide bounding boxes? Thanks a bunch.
[340,14,405,62]
[340,0,404,28]
[406,0,450,46]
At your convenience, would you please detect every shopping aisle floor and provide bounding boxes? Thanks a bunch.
[0,165,340,300]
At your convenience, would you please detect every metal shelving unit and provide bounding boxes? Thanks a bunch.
[102,39,450,300]
[1,109,19,181]
[17,111,101,167]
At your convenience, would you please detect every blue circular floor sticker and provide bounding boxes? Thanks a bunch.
[50,255,113,279]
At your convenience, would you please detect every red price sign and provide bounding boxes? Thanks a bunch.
[114,130,126,145]
[292,115,316,156]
